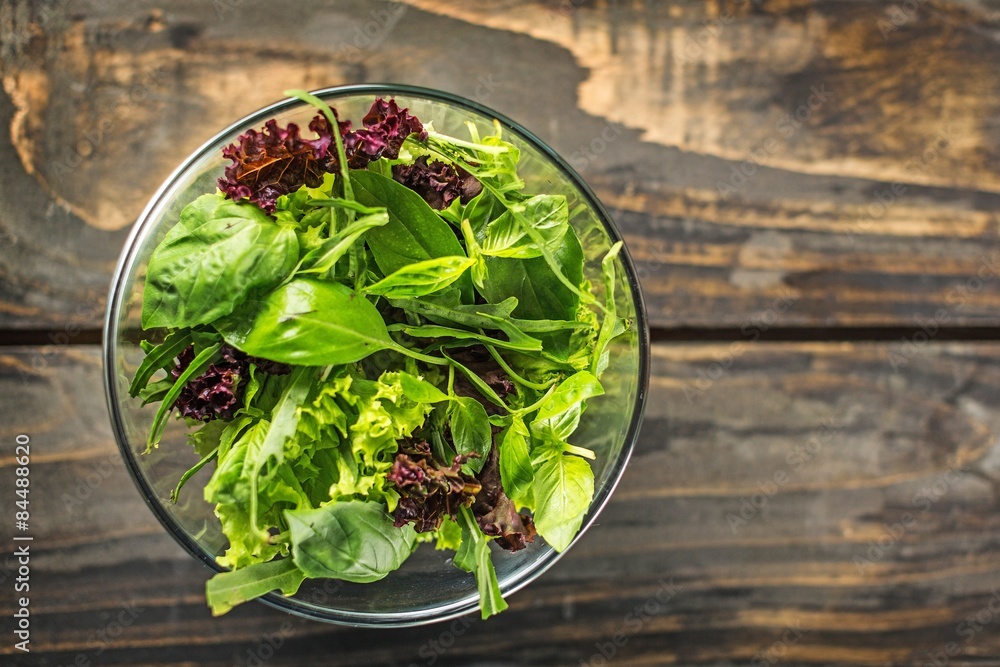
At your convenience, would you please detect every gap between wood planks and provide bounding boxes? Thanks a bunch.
[3,327,1000,347]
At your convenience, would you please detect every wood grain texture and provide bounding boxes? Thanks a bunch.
[1,0,999,330]
[6,344,1000,665]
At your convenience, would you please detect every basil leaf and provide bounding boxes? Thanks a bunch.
[205,558,305,616]
[351,170,472,301]
[215,278,393,366]
[363,256,475,298]
[286,500,416,583]
[448,396,492,474]
[499,420,533,509]
[463,189,506,233]
[532,453,594,552]
[480,195,569,259]
[531,371,604,442]
[480,225,584,321]
[142,194,299,329]
[297,209,389,276]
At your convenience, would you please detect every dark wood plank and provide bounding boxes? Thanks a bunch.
[1,0,999,330]
[6,343,1000,665]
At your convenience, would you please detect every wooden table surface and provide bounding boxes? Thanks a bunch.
[3,0,1000,665]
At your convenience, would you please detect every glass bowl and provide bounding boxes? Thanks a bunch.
[103,84,649,626]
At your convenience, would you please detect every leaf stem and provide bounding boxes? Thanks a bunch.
[171,446,218,503]
[284,89,354,202]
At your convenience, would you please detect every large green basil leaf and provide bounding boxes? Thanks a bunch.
[142,194,299,329]
[286,500,416,583]
[351,170,472,301]
[532,452,594,552]
[215,278,393,366]
[479,225,584,321]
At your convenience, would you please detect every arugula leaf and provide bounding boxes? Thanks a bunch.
[592,241,628,377]
[128,328,193,397]
[215,279,394,366]
[532,452,594,552]
[206,558,305,616]
[455,506,508,619]
[286,500,416,582]
[448,396,492,474]
[146,342,222,452]
[362,256,475,298]
[390,322,542,353]
[251,365,314,500]
[142,194,299,329]
[389,295,586,334]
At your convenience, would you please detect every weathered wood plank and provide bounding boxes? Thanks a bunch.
[1,0,999,330]
[5,343,1000,665]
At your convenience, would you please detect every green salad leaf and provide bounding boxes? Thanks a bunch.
[215,279,394,366]
[287,501,417,583]
[142,194,299,329]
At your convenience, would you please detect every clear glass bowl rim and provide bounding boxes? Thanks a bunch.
[102,83,651,627]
